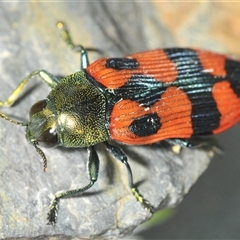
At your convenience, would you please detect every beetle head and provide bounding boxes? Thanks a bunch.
[0,99,58,171]
[26,99,58,148]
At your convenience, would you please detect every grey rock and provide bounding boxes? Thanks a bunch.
[0,2,214,239]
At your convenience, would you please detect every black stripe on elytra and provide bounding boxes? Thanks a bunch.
[100,48,240,138]
[163,48,222,135]
[225,58,240,97]
[105,58,139,70]
[113,74,166,108]
[129,112,161,137]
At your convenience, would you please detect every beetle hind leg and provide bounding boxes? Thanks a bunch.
[166,138,224,155]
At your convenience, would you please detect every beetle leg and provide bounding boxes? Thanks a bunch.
[104,142,154,214]
[166,138,206,154]
[166,138,198,148]
[47,146,99,225]
[57,21,104,70]
[166,138,224,155]
[0,70,59,107]
[79,46,89,70]
[56,21,89,70]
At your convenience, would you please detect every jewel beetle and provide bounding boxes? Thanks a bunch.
[1,21,240,224]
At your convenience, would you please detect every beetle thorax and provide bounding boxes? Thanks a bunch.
[48,71,109,147]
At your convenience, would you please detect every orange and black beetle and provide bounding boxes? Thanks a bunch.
[1,22,240,224]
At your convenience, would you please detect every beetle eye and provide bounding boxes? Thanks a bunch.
[37,128,58,148]
[29,100,47,117]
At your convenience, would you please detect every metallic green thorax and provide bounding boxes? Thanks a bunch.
[26,71,109,147]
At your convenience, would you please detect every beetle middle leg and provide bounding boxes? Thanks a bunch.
[57,21,103,70]
[47,146,99,225]
[104,142,154,214]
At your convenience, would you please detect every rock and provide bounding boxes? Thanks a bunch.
[0,2,217,239]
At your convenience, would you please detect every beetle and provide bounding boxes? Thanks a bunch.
[1,22,240,224]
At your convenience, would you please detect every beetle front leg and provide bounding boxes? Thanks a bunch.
[0,70,59,107]
[47,146,99,225]
[104,142,154,214]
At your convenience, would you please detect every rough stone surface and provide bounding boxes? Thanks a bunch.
[0,2,232,239]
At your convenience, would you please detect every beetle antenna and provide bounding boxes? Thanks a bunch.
[33,142,48,172]
[0,112,27,126]
[0,112,48,171]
